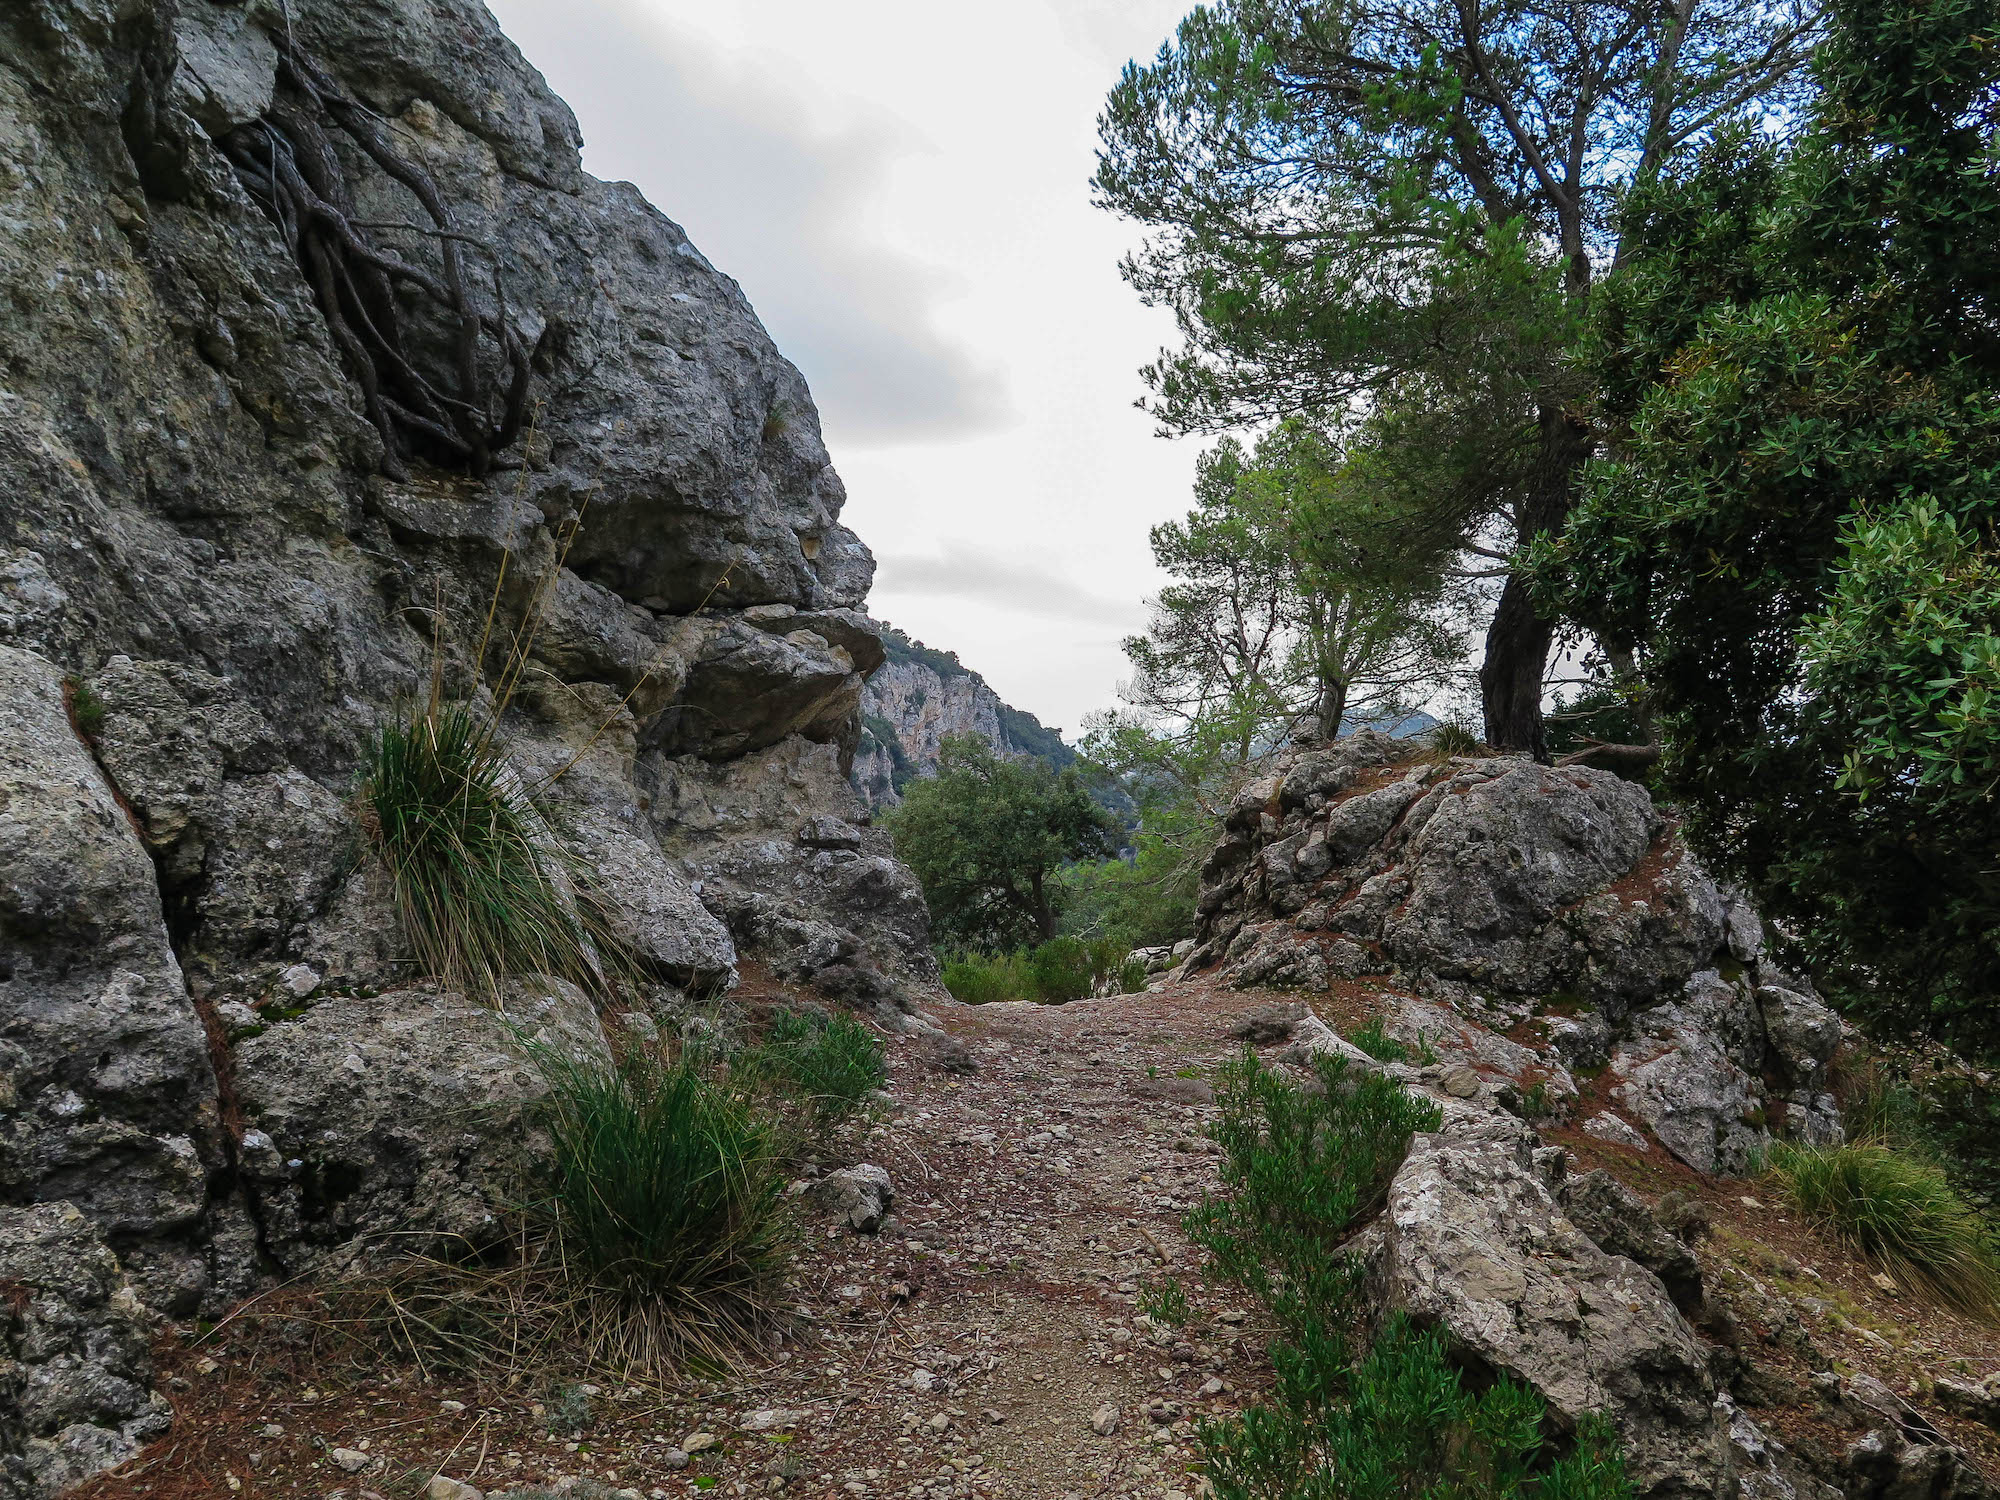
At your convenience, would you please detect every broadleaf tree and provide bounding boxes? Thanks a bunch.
[1094,0,1820,755]
[1533,0,2000,1050]
[885,735,1122,952]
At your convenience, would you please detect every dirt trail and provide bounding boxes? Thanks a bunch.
[84,980,1293,1500]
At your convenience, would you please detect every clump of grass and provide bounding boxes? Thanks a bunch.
[1768,1139,2000,1316]
[1345,1016,1411,1064]
[1185,1049,1632,1500]
[739,1007,886,1123]
[532,1042,795,1360]
[359,699,624,1003]
[1426,721,1482,762]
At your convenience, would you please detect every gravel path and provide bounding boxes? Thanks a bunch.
[81,981,1297,1500]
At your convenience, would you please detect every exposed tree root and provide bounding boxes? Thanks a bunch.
[222,40,539,479]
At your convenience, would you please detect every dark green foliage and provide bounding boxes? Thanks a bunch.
[1096,0,1815,750]
[881,628,972,682]
[1028,936,1095,1003]
[65,677,105,738]
[739,1008,886,1124]
[1188,1050,1633,1500]
[885,735,1120,950]
[532,1043,794,1340]
[1139,1276,1191,1327]
[360,700,622,1003]
[994,701,1077,769]
[1535,0,2000,1054]
[1344,1019,1410,1065]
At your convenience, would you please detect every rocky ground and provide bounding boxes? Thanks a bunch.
[67,973,2000,1500]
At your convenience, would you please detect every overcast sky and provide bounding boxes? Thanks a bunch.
[483,0,1203,740]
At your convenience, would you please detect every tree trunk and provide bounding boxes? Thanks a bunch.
[1030,869,1057,942]
[1312,674,1348,744]
[1480,405,1593,759]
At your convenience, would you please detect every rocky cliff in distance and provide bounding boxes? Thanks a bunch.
[852,627,1074,809]
[0,0,938,1483]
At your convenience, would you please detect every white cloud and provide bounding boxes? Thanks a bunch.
[486,0,1205,733]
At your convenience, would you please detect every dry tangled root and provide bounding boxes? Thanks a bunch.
[222,40,540,479]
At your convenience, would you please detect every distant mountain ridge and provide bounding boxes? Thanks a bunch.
[853,628,1074,809]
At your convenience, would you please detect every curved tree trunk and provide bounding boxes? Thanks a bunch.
[1481,405,1593,759]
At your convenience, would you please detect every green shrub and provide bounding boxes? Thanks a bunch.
[1139,1277,1191,1327]
[360,700,621,1003]
[1345,1017,1410,1064]
[1119,957,1150,994]
[1768,1140,2000,1315]
[1028,936,1095,1002]
[65,677,106,738]
[940,950,1036,1004]
[740,1008,886,1123]
[1187,1050,1632,1500]
[532,1043,794,1353]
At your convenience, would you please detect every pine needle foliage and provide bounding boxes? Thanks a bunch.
[360,700,621,1004]
[1188,1050,1634,1500]
[1769,1140,2000,1317]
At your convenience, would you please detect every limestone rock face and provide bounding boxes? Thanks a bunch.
[0,0,937,1311]
[0,1202,173,1499]
[852,629,1072,810]
[231,983,608,1275]
[1187,735,1840,1174]
[0,649,219,1307]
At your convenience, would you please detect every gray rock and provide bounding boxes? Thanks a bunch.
[0,649,218,1304]
[1372,1106,1733,1500]
[1757,986,1844,1094]
[1559,1169,1704,1312]
[0,1202,171,1498]
[810,1164,894,1234]
[0,0,943,1309]
[232,983,610,1273]
[1611,975,1770,1175]
[1583,1112,1652,1153]
[564,814,736,989]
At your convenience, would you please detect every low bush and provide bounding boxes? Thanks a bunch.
[359,699,622,1003]
[941,949,1037,1004]
[533,1042,794,1358]
[1768,1140,2000,1315]
[1029,936,1095,1002]
[740,1007,886,1123]
[942,939,1148,1004]
[1187,1049,1633,1500]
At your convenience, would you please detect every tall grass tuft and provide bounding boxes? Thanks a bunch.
[533,1042,794,1361]
[359,700,622,1003]
[1768,1139,2000,1316]
[739,1008,886,1123]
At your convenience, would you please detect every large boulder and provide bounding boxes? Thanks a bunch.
[1372,1104,1734,1500]
[0,648,219,1308]
[231,983,610,1273]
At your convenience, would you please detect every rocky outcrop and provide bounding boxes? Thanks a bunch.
[1187,734,1845,1173]
[0,0,936,1339]
[0,1203,172,1499]
[852,629,1071,809]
